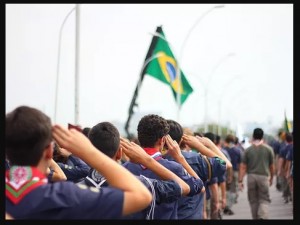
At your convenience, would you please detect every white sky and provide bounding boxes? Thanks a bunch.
[6,4,293,135]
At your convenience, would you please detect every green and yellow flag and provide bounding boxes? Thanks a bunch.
[284,110,291,133]
[144,26,193,107]
[125,26,193,138]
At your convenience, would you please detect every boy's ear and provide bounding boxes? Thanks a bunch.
[179,138,184,148]
[157,136,164,147]
[115,147,122,161]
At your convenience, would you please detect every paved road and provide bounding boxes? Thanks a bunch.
[222,175,293,220]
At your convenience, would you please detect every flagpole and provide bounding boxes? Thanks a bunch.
[126,26,192,136]
[124,27,162,138]
[284,109,290,133]
[124,53,164,138]
[54,6,76,123]
[75,4,80,125]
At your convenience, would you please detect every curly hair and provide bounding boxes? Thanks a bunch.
[137,114,170,148]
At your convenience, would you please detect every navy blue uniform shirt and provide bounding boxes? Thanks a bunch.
[80,168,182,219]
[224,146,241,171]
[123,157,203,219]
[6,181,124,219]
[57,155,90,183]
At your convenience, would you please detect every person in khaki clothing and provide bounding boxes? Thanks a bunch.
[238,128,275,219]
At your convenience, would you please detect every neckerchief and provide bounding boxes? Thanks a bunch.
[85,169,107,189]
[6,166,48,204]
[141,148,162,170]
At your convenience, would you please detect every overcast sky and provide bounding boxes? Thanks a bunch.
[6,4,293,135]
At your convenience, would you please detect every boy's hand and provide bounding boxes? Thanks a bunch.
[196,136,214,147]
[165,135,182,160]
[182,134,203,149]
[52,124,93,157]
[120,137,150,164]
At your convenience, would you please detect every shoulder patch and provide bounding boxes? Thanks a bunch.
[64,165,73,170]
[76,183,88,189]
[89,186,100,193]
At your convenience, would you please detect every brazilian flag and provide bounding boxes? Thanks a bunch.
[284,110,291,133]
[143,26,193,107]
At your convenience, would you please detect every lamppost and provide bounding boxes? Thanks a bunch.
[177,4,225,122]
[75,4,80,125]
[54,4,80,125]
[215,76,243,135]
[220,87,252,135]
[187,71,207,127]
[54,6,76,123]
[204,52,235,132]
[179,4,225,61]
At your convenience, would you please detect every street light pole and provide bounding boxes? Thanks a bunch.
[219,87,251,135]
[54,6,76,123]
[178,4,225,123]
[204,52,235,132]
[75,4,81,125]
[187,71,207,127]
[179,4,225,61]
[216,76,242,135]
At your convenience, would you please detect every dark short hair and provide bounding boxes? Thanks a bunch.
[204,132,216,143]
[167,119,183,144]
[88,122,120,158]
[215,135,221,145]
[285,132,293,143]
[193,132,203,137]
[6,106,52,166]
[234,136,239,145]
[82,127,91,137]
[253,128,264,140]
[137,114,169,148]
